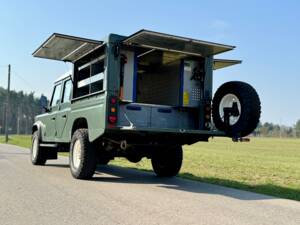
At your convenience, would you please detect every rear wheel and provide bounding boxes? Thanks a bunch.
[69,129,97,179]
[151,146,183,177]
[31,131,47,165]
[212,81,261,137]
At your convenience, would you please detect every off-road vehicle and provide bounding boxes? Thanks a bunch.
[31,30,261,179]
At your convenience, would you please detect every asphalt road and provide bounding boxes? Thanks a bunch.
[1,144,300,225]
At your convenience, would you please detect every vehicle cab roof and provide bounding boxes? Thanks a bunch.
[54,70,72,83]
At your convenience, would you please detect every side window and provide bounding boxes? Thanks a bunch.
[90,60,104,93]
[75,49,105,98]
[50,84,62,107]
[62,79,72,103]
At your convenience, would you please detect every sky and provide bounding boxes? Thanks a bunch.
[0,0,299,126]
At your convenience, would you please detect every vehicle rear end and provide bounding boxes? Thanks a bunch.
[104,31,228,145]
[31,30,261,179]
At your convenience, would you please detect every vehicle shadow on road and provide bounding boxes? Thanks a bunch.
[46,164,69,168]
[44,162,299,201]
[91,165,282,201]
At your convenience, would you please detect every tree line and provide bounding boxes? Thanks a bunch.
[254,121,300,138]
[0,87,45,135]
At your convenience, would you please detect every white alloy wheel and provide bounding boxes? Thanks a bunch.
[73,139,82,169]
[219,94,241,126]
[32,137,38,161]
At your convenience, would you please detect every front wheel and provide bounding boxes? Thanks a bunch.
[69,129,97,179]
[31,131,47,165]
[151,146,183,177]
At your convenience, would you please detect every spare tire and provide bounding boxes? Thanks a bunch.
[212,81,261,137]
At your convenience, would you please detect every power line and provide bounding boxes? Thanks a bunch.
[12,69,50,96]
[12,69,35,90]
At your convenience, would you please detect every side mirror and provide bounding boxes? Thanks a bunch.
[43,106,50,113]
[40,95,50,113]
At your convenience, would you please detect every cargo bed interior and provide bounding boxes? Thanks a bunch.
[136,50,182,106]
[118,48,205,130]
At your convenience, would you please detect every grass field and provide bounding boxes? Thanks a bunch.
[1,135,300,201]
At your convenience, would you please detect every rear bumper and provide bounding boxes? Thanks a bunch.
[114,126,225,136]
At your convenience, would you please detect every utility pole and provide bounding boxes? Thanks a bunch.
[17,106,20,135]
[5,64,11,143]
[2,104,5,134]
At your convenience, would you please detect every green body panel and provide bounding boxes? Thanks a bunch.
[33,33,215,144]
[35,105,59,142]
[67,93,107,142]
[55,101,71,138]
[106,34,126,93]
[35,87,107,143]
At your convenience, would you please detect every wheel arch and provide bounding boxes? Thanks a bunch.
[32,121,43,141]
[70,116,105,143]
[71,117,88,136]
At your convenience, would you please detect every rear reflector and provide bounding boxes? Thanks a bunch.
[108,115,117,124]
[111,97,117,104]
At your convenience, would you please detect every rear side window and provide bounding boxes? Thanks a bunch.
[50,84,62,107]
[62,79,72,103]
[74,46,106,98]
[76,57,105,98]
[90,60,104,93]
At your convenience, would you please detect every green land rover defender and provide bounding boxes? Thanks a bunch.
[31,30,261,179]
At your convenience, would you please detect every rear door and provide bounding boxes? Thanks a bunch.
[55,78,72,140]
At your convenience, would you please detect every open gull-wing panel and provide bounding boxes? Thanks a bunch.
[32,33,103,62]
[213,59,242,70]
[123,30,235,57]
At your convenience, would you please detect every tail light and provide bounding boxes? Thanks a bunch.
[108,96,118,125]
[110,97,117,104]
[108,115,117,124]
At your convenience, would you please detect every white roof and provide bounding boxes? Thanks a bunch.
[54,70,72,83]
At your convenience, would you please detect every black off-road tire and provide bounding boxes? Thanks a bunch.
[151,146,183,177]
[212,81,261,137]
[31,131,47,165]
[69,129,97,179]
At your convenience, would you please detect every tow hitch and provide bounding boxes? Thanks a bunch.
[223,102,240,131]
[232,137,250,142]
[223,102,250,142]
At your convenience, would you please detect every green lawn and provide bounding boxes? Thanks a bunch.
[1,135,300,200]
[0,135,32,148]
